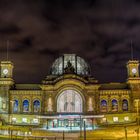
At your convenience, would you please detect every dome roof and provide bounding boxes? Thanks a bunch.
[50,54,90,76]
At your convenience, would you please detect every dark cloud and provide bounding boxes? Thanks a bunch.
[0,0,140,83]
[39,47,69,57]
[11,36,33,52]
[0,24,20,34]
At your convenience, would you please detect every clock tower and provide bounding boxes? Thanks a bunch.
[0,61,14,114]
[127,60,140,83]
[1,61,13,78]
[0,61,14,85]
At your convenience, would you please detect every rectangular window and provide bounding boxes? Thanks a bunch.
[12,118,17,123]
[33,119,39,123]
[113,117,118,122]
[124,116,129,121]
[102,117,107,123]
[22,118,27,123]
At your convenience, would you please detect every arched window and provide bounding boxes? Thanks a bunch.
[57,90,83,113]
[112,99,118,112]
[101,100,107,112]
[33,100,40,112]
[122,99,128,111]
[13,100,18,113]
[23,100,29,112]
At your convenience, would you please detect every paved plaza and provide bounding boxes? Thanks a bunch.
[0,124,140,140]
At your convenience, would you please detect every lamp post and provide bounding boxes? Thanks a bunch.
[63,130,65,140]
[80,115,82,138]
[9,100,14,140]
[136,99,139,140]
[124,126,127,140]
[8,127,10,140]
[84,121,86,140]
[136,128,140,140]
[46,119,48,129]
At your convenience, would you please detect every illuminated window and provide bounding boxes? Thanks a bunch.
[13,100,18,113]
[23,100,29,112]
[33,119,39,123]
[25,132,28,136]
[22,118,27,123]
[101,100,107,112]
[33,100,40,112]
[112,99,118,112]
[113,117,118,122]
[122,99,128,111]
[124,116,129,121]
[57,90,82,113]
[102,118,107,123]
[12,117,17,123]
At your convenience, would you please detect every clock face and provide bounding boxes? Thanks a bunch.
[3,69,9,75]
[132,68,137,74]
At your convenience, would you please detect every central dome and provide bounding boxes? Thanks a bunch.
[50,54,90,76]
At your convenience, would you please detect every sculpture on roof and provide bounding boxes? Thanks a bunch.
[51,54,90,76]
[64,60,75,74]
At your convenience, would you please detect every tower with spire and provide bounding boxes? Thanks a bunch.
[127,41,140,84]
[0,40,14,85]
[0,41,14,114]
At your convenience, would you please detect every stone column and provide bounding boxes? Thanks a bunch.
[118,95,122,112]
[107,95,111,113]
[95,92,100,114]
[30,94,33,114]
[42,91,46,114]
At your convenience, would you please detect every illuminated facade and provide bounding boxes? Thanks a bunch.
[0,54,140,130]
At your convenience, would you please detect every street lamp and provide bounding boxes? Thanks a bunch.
[80,115,82,138]
[136,99,139,140]
[84,121,86,140]
[63,130,65,140]
[124,126,127,140]
[136,128,139,140]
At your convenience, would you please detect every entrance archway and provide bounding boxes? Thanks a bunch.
[57,90,83,113]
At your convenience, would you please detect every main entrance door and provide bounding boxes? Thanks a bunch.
[58,119,80,128]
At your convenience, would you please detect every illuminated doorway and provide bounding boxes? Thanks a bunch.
[57,90,83,113]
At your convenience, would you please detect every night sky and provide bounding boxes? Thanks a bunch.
[0,0,140,84]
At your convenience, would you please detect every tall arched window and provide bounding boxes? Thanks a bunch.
[13,100,18,113]
[112,99,118,112]
[122,99,128,111]
[101,100,107,112]
[23,100,29,112]
[57,90,83,113]
[33,100,40,112]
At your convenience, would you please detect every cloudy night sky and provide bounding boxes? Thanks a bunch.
[0,0,140,84]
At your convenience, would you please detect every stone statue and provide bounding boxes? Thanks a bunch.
[64,60,75,74]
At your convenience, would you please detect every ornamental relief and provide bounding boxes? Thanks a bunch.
[47,97,53,112]
[87,97,94,112]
